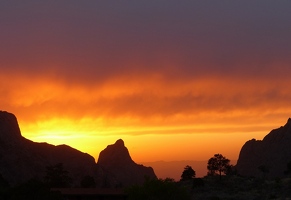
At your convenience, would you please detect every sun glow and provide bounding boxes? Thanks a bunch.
[2,72,291,163]
[19,114,273,163]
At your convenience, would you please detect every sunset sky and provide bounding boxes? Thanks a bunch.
[1,1,291,165]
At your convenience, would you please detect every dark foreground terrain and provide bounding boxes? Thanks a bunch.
[1,175,291,200]
[126,175,291,200]
[190,176,291,200]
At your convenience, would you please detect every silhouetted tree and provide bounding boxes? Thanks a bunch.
[80,175,96,188]
[207,154,231,180]
[180,165,196,181]
[44,163,72,188]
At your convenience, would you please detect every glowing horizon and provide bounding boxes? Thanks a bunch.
[9,72,291,163]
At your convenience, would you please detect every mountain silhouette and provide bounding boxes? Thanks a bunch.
[98,139,156,186]
[0,111,156,187]
[236,118,291,178]
[0,111,96,186]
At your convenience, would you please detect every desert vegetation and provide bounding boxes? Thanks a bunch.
[126,154,291,200]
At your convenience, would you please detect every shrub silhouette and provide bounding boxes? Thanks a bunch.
[180,165,196,181]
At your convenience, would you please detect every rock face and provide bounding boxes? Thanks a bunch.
[236,118,291,178]
[0,111,23,144]
[97,139,157,187]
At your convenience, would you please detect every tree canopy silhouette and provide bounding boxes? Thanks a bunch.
[207,154,231,179]
[180,165,196,181]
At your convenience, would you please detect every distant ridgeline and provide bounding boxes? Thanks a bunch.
[0,111,156,187]
[236,118,291,178]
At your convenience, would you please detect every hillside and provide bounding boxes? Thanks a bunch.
[236,118,291,178]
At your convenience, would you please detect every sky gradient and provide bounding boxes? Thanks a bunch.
[1,1,291,166]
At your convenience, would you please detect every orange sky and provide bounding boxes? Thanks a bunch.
[1,1,291,168]
[2,72,291,163]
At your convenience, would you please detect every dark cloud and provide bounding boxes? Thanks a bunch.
[1,1,291,83]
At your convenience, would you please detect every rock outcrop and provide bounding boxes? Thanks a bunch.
[236,118,291,178]
[97,139,156,187]
[0,111,97,186]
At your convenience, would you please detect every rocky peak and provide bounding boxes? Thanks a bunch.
[97,139,157,186]
[0,111,22,144]
[0,111,97,186]
[115,139,125,147]
[263,118,291,143]
[285,118,291,131]
[97,139,133,167]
